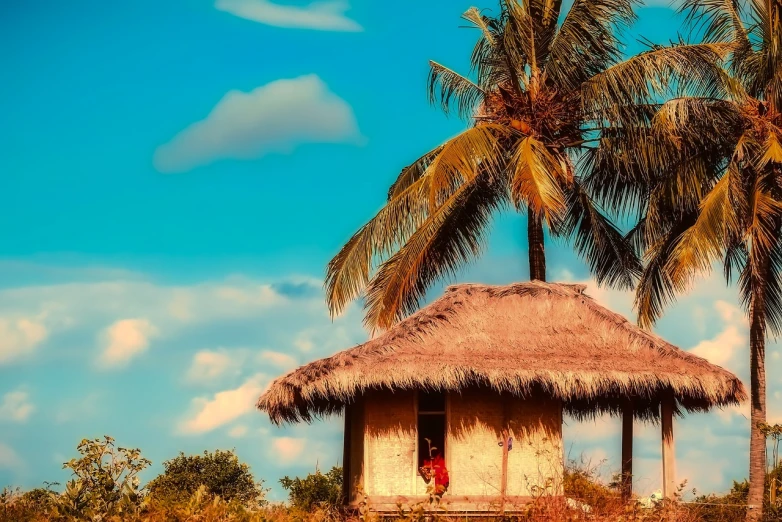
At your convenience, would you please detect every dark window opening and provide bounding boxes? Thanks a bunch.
[419,390,445,413]
[417,391,446,467]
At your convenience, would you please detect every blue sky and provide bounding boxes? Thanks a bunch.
[1,0,779,502]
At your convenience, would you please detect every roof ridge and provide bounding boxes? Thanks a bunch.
[446,281,588,295]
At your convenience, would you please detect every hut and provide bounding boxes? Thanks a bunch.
[258,282,746,513]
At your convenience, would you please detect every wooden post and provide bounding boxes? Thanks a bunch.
[500,397,510,513]
[621,402,633,501]
[342,404,352,505]
[661,392,676,499]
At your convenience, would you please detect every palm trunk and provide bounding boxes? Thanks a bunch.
[527,207,546,281]
[747,253,769,522]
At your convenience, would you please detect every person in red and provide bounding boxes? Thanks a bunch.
[421,446,450,496]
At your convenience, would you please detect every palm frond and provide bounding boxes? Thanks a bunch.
[501,0,536,88]
[723,239,747,284]
[652,97,743,139]
[580,127,668,215]
[634,211,698,329]
[427,61,485,119]
[738,227,782,338]
[426,124,509,210]
[327,123,511,316]
[546,0,636,91]
[510,136,568,224]
[561,180,642,289]
[745,174,782,253]
[387,146,445,201]
[764,236,782,335]
[470,13,515,91]
[325,175,433,318]
[462,7,495,46]
[665,164,739,291]
[680,0,751,48]
[519,0,564,74]
[583,42,733,124]
[625,216,648,256]
[758,131,782,168]
[363,174,508,332]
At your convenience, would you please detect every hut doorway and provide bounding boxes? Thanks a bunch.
[417,390,446,467]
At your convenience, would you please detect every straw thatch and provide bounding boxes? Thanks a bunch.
[258,281,746,424]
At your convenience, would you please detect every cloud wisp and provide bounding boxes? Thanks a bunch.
[154,75,361,173]
[186,349,244,383]
[216,0,362,32]
[179,373,268,435]
[0,317,47,366]
[0,390,35,423]
[98,318,159,369]
[0,442,24,471]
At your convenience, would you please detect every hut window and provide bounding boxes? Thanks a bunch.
[417,390,446,467]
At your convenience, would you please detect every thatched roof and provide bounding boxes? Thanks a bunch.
[258,282,746,425]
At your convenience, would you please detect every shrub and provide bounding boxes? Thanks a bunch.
[279,466,342,511]
[148,449,266,505]
[58,435,150,519]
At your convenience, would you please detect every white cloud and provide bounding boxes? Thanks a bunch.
[684,299,750,385]
[293,333,314,352]
[690,323,745,368]
[216,0,362,31]
[565,415,619,443]
[187,350,243,383]
[770,391,782,424]
[0,317,48,365]
[271,437,306,463]
[98,318,158,369]
[228,424,249,438]
[154,75,361,173]
[0,273,363,372]
[714,402,750,425]
[0,442,24,470]
[0,390,34,422]
[214,285,281,307]
[0,273,293,324]
[179,373,268,434]
[258,350,297,370]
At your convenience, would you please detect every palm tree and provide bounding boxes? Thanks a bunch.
[325,0,728,332]
[616,1,782,519]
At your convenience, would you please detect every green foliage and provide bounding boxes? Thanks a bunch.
[687,460,782,522]
[563,464,618,508]
[279,466,342,511]
[59,435,150,519]
[20,483,59,516]
[689,479,749,522]
[147,449,266,505]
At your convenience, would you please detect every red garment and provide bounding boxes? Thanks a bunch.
[423,454,450,495]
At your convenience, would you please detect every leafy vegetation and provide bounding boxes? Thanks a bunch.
[57,436,150,520]
[279,466,343,512]
[0,436,272,522]
[147,449,265,505]
[3,435,781,521]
